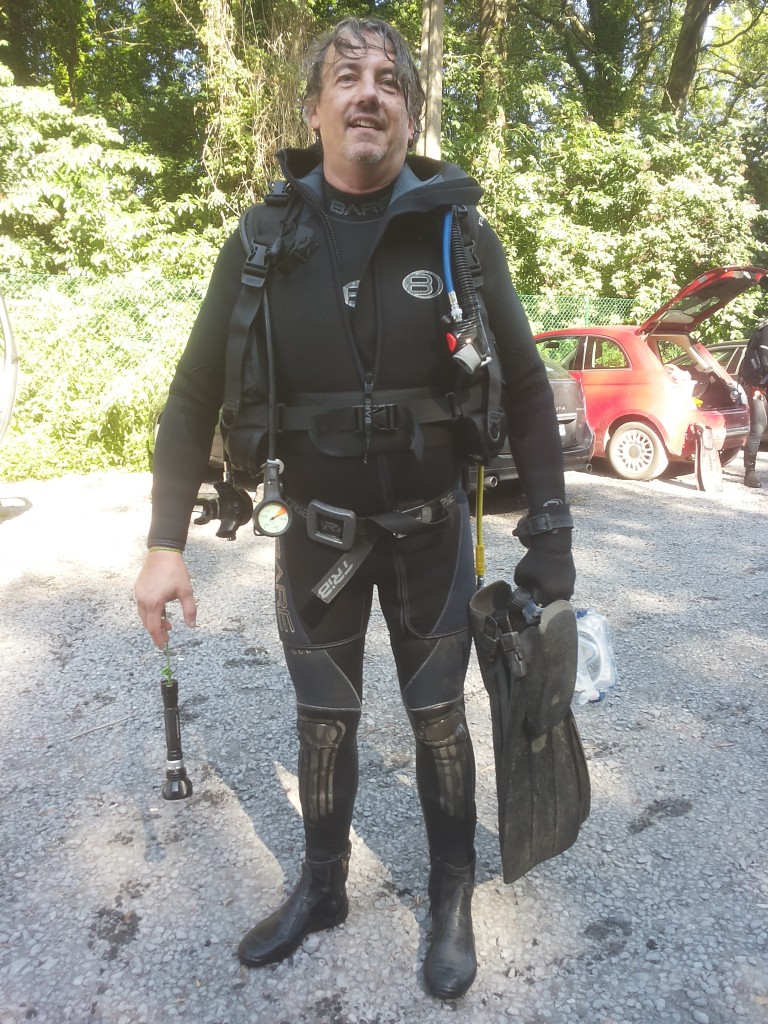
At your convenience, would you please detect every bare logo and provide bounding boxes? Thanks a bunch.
[343,280,360,308]
[329,197,390,217]
[403,271,443,299]
[274,540,294,634]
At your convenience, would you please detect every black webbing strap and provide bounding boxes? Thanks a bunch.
[303,489,457,603]
[473,605,527,680]
[221,183,308,428]
[275,385,480,431]
[221,246,270,427]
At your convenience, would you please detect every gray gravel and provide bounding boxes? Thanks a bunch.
[1,454,767,1024]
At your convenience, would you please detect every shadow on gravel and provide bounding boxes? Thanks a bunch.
[3,468,767,1024]
[0,495,32,522]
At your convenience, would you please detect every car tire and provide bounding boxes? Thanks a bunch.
[719,446,741,467]
[607,421,668,481]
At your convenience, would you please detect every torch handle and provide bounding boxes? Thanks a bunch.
[161,679,184,761]
[160,678,193,800]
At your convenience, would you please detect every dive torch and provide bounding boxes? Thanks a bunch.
[160,641,193,800]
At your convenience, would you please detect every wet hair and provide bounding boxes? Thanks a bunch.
[302,17,425,143]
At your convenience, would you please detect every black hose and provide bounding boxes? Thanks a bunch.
[450,212,483,334]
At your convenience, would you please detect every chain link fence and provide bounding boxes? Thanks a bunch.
[0,270,206,479]
[0,269,635,479]
[523,294,635,333]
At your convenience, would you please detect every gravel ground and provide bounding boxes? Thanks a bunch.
[1,454,767,1024]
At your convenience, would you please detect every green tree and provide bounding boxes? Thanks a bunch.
[473,96,758,301]
[80,0,206,202]
[688,1,768,261]
[0,62,156,273]
[0,0,207,202]
[0,63,221,276]
[0,0,96,101]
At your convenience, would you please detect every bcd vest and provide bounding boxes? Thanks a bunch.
[220,181,507,478]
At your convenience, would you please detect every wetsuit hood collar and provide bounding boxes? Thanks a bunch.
[275,145,483,209]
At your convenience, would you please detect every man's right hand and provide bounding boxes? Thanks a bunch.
[134,550,197,649]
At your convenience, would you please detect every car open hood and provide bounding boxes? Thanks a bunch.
[637,266,768,334]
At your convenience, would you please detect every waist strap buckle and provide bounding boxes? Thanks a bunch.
[307,500,357,551]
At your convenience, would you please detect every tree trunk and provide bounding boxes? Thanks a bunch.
[418,0,444,158]
[479,0,507,167]
[662,0,725,114]
[1,0,41,85]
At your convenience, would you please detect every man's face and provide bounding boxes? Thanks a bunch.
[308,34,415,194]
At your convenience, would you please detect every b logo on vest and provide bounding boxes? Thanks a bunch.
[403,271,443,300]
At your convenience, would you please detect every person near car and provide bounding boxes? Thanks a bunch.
[134,17,574,1000]
[740,319,768,489]
[741,387,767,488]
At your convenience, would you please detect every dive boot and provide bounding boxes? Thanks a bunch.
[744,453,762,488]
[237,846,350,967]
[422,857,477,1000]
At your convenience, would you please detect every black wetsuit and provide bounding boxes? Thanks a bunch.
[149,146,567,867]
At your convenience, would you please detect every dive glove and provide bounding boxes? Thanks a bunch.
[513,504,575,606]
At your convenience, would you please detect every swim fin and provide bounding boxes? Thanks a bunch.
[469,580,590,884]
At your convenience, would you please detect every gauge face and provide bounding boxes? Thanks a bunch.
[255,500,291,536]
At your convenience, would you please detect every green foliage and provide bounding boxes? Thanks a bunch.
[0,64,156,273]
[690,2,768,263]
[198,0,313,211]
[161,642,174,685]
[1,0,207,203]
[0,269,204,479]
[468,98,762,306]
[0,61,229,277]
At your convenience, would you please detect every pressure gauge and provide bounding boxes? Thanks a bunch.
[252,459,292,537]
[254,499,291,536]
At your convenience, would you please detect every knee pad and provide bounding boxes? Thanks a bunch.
[408,701,474,819]
[296,709,358,824]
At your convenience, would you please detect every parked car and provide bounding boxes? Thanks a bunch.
[534,267,767,480]
[677,340,768,446]
[702,340,748,378]
[471,354,594,489]
[176,356,594,490]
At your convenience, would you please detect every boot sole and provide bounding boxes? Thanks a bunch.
[238,905,348,968]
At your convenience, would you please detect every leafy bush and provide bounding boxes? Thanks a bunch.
[0,270,204,480]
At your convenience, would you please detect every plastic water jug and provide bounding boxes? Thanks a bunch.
[574,608,617,705]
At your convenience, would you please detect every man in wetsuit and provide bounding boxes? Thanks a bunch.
[135,17,575,1000]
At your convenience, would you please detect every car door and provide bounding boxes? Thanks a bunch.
[572,335,640,454]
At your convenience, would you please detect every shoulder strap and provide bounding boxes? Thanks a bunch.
[221,182,314,427]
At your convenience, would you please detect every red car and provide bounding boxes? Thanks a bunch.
[534,267,767,480]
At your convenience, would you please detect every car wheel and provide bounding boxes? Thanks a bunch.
[719,447,741,467]
[607,422,668,481]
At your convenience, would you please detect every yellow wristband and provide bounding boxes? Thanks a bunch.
[148,546,183,554]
